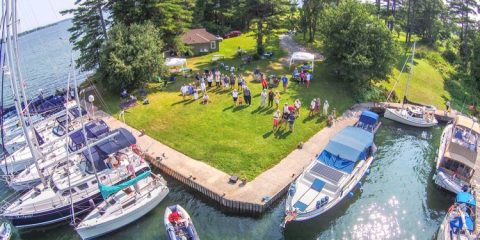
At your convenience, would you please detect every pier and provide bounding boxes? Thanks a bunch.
[98,107,363,215]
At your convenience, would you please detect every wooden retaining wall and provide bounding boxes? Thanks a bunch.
[144,154,284,215]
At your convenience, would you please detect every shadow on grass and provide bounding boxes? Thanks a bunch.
[263,130,274,139]
[171,99,189,106]
[184,99,196,105]
[233,105,250,112]
[223,105,234,111]
[275,128,292,139]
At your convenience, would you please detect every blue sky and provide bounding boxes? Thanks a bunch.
[16,0,75,32]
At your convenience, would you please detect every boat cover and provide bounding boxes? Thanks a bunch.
[69,107,87,119]
[449,214,474,233]
[82,128,136,171]
[69,120,109,145]
[456,192,477,206]
[359,111,379,125]
[99,171,151,199]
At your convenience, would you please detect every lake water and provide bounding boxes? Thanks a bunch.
[2,21,455,239]
[3,19,89,107]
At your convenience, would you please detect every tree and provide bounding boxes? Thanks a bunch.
[244,0,291,55]
[111,0,193,54]
[319,0,398,89]
[98,22,167,91]
[300,0,325,42]
[61,0,111,71]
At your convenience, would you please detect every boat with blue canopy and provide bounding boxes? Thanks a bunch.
[76,171,169,240]
[437,191,476,240]
[284,112,379,224]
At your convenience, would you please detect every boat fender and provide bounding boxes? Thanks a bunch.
[365,169,370,175]
[316,201,321,209]
[356,182,362,188]
[289,185,296,196]
[348,192,354,198]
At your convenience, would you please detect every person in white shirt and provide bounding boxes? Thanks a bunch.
[260,90,267,108]
[232,89,239,106]
[306,72,312,88]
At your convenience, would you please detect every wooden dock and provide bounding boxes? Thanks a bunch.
[97,106,365,215]
[469,159,480,235]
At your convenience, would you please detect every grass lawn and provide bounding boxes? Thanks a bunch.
[97,33,354,180]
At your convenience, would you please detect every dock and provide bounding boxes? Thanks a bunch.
[470,160,480,234]
[97,106,364,215]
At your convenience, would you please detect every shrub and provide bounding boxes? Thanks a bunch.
[442,49,457,64]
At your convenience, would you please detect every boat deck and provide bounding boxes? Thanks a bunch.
[378,102,457,123]
[96,105,366,214]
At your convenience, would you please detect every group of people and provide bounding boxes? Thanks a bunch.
[272,99,302,132]
[293,67,313,88]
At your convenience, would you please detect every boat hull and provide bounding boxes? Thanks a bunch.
[434,171,465,194]
[76,184,169,240]
[0,156,34,175]
[384,108,437,128]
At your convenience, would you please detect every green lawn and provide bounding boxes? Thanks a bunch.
[98,33,354,179]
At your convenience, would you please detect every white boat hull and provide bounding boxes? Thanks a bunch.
[384,108,437,128]
[76,181,169,240]
[0,150,34,174]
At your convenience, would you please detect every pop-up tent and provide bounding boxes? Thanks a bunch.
[165,57,187,68]
[289,52,315,71]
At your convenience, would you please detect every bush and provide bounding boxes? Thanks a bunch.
[442,49,457,64]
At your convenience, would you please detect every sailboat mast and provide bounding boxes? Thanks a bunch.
[72,58,100,182]
[402,42,416,108]
[5,0,45,185]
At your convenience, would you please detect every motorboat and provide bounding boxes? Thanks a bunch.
[164,204,200,240]
[75,172,169,239]
[437,191,476,240]
[0,222,11,240]
[434,115,479,194]
[284,111,379,223]
[0,128,150,229]
[384,105,438,128]
[8,120,109,191]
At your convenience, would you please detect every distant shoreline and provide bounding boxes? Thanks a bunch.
[19,18,71,37]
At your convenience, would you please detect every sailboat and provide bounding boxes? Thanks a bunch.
[75,171,169,239]
[437,191,476,240]
[284,111,380,223]
[384,42,438,128]
[433,115,479,194]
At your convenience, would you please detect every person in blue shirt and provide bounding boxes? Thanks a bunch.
[281,75,288,92]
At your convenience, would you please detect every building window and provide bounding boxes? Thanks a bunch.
[210,41,216,50]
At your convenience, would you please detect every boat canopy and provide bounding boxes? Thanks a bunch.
[455,115,480,134]
[99,171,151,199]
[69,120,109,145]
[456,192,477,206]
[450,214,474,233]
[445,142,477,169]
[317,126,373,173]
[69,107,87,119]
[359,111,379,126]
[82,128,136,172]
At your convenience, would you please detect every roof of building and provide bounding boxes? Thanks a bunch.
[181,28,218,45]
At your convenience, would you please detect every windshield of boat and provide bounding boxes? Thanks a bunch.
[452,126,478,151]
[79,159,96,175]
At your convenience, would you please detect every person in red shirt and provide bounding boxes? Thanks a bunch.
[168,210,182,224]
[261,78,268,90]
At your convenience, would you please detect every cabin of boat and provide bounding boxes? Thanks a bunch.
[436,116,479,191]
[286,125,375,221]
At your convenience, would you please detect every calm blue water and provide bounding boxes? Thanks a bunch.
[3,19,89,106]
[1,22,454,240]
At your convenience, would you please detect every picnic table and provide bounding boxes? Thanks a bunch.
[211,54,225,62]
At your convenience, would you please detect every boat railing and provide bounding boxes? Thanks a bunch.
[0,190,27,213]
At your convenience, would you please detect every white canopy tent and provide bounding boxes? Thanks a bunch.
[165,57,187,68]
[289,52,315,71]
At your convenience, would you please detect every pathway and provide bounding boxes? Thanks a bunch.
[278,34,325,66]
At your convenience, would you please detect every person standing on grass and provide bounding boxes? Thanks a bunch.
[268,89,274,107]
[244,87,252,106]
[181,84,187,100]
[300,71,305,84]
[224,75,230,89]
[261,77,268,90]
[202,93,209,105]
[288,112,296,132]
[315,98,321,115]
[195,72,200,85]
[309,99,316,116]
[323,100,329,116]
[306,72,311,88]
[238,76,244,92]
[232,89,239,106]
[230,74,236,89]
[200,80,206,93]
[294,99,302,117]
[282,75,289,92]
[260,89,267,107]
[275,92,281,109]
[215,69,221,87]
[188,84,194,97]
[207,73,213,88]
[273,110,281,131]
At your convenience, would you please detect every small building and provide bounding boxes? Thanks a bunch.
[181,28,220,56]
